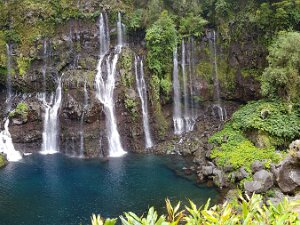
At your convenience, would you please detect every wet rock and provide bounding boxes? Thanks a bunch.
[251,160,264,173]
[182,167,193,176]
[244,170,273,193]
[202,166,214,176]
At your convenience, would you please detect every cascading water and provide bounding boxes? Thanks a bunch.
[211,31,226,121]
[0,44,22,161]
[41,77,63,154]
[79,81,88,157]
[173,47,184,135]
[6,44,13,113]
[41,40,47,100]
[0,119,22,161]
[181,39,190,132]
[134,56,153,148]
[95,12,126,157]
[181,39,197,132]
[187,37,197,130]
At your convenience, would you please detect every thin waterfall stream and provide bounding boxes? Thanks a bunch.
[79,81,89,157]
[211,31,226,121]
[134,56,153,148]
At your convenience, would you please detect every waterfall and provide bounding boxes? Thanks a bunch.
[173,47,184,135]
[211,31,226,121]
[41,77,62,154]
[0,44,22,162]
[6,44,13,113]
[0,119,22,162]
[181,39,190,132]
[79,81,88,157]
[187,37,197,130]
[42,40,47,100]
[134,56,153,148]
[95,12,126,157]
[117,12,123,46]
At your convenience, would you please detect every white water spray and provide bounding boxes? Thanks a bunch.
[95,12,126,157]
[0,119,22,162]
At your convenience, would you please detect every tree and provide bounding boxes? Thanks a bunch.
[261,31,300,102]
[145,10,177,79]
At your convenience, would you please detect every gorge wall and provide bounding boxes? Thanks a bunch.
[0,0,279,158]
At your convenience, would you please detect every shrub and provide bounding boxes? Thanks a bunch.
[9,102,29,119]
[90,194,300,225]
[231,100,300,142]
[209,124,281,172]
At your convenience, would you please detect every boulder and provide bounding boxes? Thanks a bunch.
[289,140,300,152]
[244,170,273,193]
[251,160,264,173]
[276,156,300,194]
[235,167,249,181]
[213,168,228,188]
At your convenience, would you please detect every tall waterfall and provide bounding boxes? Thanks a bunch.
[134,56,153,148]
[79,81,88,157]
[41,77,62,154]
[211,31,226,121]
[173,47,184,135]
[187,37,198,131]
[95,12,126,157]
[0,44,22,162]
[6,44,13,113]
[0,119,22,161]
[181,39,189,131]
[181,39,197,132]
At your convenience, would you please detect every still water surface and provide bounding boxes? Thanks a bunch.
[0,153,218,225]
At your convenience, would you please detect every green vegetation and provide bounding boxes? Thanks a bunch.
[145,10,177,80]
[208,99,300,172]
[149,74,168,138]
[90,194,300,225]
[209,124,281,172]
[231,100,300,143]
[0,154,7,168]
[261,31,300,102]
[9,102,29,120]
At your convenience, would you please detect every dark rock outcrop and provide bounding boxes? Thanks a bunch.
[244,170,274,193]
[275,156,300,194]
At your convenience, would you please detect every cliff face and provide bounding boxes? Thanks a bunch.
[0,14,261,157]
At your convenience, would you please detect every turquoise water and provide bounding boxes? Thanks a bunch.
[0,153,218,225]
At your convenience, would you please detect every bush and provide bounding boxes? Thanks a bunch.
[209,124,281,172]
[9,102,29,119]
[231,100,300,142]
[90,194,300,225]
